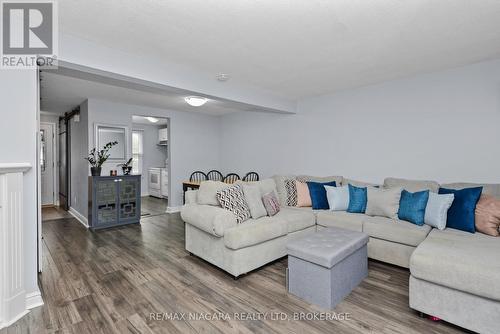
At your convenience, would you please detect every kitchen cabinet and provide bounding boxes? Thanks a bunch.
[158,128,168,144]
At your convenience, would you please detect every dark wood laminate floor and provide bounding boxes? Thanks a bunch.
[141,196,168,217]
[2,212,468,334]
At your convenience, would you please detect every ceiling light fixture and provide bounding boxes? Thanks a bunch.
[216,73,230,82]
[145,116,159,123]
[184,96,208,107]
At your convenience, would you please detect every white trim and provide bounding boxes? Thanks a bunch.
[166,206,181,213]
[68,207,89,227]
[25,291,44,310]
[0,310,29,330]
[0,163,32,174]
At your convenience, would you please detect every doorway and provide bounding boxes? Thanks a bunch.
[40,122,57,206]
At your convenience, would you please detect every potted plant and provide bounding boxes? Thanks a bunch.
[117,158,133,175]
[85,141,118,176]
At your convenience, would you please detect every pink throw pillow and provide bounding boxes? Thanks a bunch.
[296,180,312,207]
[475,194,500,237]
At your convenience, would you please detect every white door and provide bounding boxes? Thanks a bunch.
[40,123,55,206]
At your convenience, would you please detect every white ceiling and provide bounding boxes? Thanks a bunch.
[58,0,500,99]
[40,71,271,115]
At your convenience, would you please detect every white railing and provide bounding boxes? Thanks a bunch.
[0,163,32,329]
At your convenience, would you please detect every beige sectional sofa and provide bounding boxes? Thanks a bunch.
[180,175,500,334]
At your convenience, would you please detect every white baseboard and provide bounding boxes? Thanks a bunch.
[26,291,44,309]
[0,310,29,330]
[68,207,89,228]
[166,206,181,213]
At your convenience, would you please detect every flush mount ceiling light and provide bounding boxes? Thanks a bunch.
[184,96,208,107]
[145,116,159,123]
[216,73,230,82]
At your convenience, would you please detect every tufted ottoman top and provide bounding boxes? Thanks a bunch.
[287,227,369,268]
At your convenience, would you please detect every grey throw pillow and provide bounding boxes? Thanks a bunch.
[262,192,280,216]
[216,184,251,224]
[241,183,267,219]
[366,187,402,219]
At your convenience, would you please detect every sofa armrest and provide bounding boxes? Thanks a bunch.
[185,190,198,204]
[181,204,237,237]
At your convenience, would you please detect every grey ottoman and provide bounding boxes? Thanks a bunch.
[286,227,369,309]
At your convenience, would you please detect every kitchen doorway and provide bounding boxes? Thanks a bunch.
[131,115,169,217]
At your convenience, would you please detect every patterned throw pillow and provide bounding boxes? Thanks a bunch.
[262,192,280,216]
[216,184,251,224]
[284,179,298,206]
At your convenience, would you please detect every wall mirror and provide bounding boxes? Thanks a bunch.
[95,124,128,162]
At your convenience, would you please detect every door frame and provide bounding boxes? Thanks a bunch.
[40,121,58,206]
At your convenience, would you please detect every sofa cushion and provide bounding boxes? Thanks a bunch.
[439,186,483,233]
[275,207,315,233]
[475,194,500,237]
[441,182,500,199]
[325,185,349,211]
[224,217,288,250]
[241,183,267,219]
[398,190,429,226]
[410,228,500,301]
[271,175,296,206]
[296,181,312,207]
[342,178,380,187]
[181,204,237,237]
[316,211,365,232]
[284,178,298,206]
[197,181,230,206]
[363,216,431,247]
[256,178,278,196]
[296,175,343,186]
[307,181,337,210]
[347,184,368,214]
[262,191,280,216]
[366,187,402,219]
[217,184,251,224]
[424,192,455,230]
[384,177,439,193]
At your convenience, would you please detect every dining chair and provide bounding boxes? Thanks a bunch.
[243,172,260,182]
[189,171,208,183]
[207,170,224,181]
[223,173,240,184]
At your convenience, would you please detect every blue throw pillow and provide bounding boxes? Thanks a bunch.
[347,184,367,213]
[398,190,429,226]
[307,181,337,210]
[438,187,483,233]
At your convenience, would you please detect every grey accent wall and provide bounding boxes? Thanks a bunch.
[219,59,500,184]
[131,122,168,196]
[70,101,89,219]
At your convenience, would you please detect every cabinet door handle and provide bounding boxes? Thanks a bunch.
[118,179,123,182]
[114,179,119,182]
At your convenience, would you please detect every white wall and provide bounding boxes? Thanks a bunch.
[0,70,40,303]
[220,59,500,184]
[131,122,168,196]
[75,99,220,210]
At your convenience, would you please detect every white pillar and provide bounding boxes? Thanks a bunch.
[0,163,33,329]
